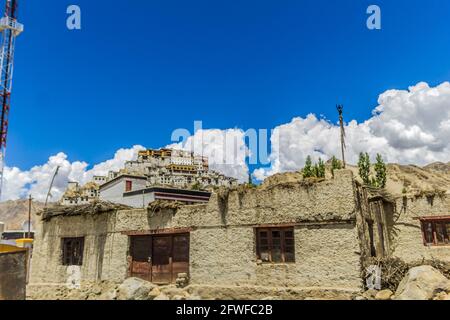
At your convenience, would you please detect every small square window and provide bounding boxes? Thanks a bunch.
[256,227,295,263]
[62,237,84,266]
[420,218,450,246]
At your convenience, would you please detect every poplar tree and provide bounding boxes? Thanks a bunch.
[317,158,326,178]
[374,153,387,188]
[303,156,314,178]
[358,152,371,185]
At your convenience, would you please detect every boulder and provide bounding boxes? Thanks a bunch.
[433,292,450,301]
[362,289,378,300]
[394,266,450,300]
[148,287,161,300]
[375,289,393,301]
[154,293,170,300]
[116,277,155,300]
[98,288,118,300]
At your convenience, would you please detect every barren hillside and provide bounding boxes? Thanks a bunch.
[0,199,45,230]
[262,161,450,197]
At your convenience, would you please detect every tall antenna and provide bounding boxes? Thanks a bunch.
[337,105,346,169]
[0,0,23,199]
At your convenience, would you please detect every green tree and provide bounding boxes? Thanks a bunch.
[374,153,387,188]
[331,156,342,178]
[358,152,371,185]
[303,155,314,178]
[317,158,326,178]
[370,176,378,188]
[313,164,319,178]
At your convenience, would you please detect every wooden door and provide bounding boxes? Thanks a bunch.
[171,234,190,283]
[151,236,173,284]
[129,236,152,281]
[129,233,190,284]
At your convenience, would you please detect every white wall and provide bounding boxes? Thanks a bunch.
[121,192,156,208]
[99,177,147,206]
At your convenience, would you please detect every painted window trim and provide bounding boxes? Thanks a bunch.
[419,216,450,247]
[255,227,295,264]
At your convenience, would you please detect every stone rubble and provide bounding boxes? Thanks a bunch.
[28,265,450,301]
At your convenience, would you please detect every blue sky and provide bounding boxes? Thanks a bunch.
[8,0,450,170]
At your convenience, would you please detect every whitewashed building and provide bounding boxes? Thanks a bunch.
[98,175,147,205]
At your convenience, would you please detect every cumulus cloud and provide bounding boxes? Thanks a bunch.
[3,81,449,200]
[2,145,145,202]
[254,82,450,180]
[167,128,249,182]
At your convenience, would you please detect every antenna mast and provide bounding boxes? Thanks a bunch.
[0,0,23,199]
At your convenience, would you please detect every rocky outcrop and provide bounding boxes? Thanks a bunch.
[394,266,450,300]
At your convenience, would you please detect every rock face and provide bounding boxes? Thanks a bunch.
[394,266,450,300]
[116,277,156,300]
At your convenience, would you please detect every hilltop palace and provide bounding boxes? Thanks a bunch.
[60,148,238,207]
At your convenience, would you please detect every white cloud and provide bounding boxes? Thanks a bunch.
[3,81,449,200]
[166,128,249,182]
[2,145,145,202]
[254,82,450,180]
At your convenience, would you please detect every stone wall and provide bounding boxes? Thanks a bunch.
[389,194,450,263]
[0,250,27,300]
[29,170,363,294]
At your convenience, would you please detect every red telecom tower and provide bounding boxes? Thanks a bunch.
[0,0,23,198]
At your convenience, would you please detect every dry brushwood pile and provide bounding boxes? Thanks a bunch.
[147,200,186,214]
[41,201,131,221]
[363,257,450,291]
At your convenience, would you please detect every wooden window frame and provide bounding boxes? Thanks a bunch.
[255,227,295,264]
[62,237,85,266]
[420,218,450,247]
[125,180,133,192]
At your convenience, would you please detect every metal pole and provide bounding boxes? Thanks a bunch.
[27,194,31,238]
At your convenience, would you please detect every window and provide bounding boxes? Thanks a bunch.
[62,237,84,266]
[421,218,450,246]
[256,227,295,263]
[125,180,132,192]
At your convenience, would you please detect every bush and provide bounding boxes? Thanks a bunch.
[363,257,450,291]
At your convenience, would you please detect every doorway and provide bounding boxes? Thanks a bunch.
[129,233,189,284]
